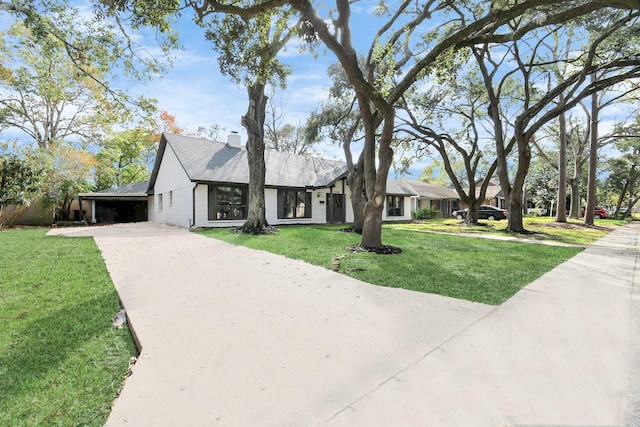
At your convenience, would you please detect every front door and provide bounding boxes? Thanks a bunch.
[326,194,345,223]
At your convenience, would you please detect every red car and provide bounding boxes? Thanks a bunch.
[581,206,608,219]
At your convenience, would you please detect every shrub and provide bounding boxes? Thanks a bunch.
[412,207,438,220]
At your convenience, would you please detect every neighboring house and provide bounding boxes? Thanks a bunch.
[460,178,506,209]
[147,133,414,228]
[401,179,460,217]
[78,181,149,224]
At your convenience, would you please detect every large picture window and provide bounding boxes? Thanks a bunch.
[387,195,404,217]
[208,185,247,220]
[277,189,311,219]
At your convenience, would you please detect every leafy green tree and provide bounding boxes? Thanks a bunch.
[525,154,559,214]
[400,68,498,225]
[604,120,640,218]
[420,160,456,188]
[45,145,95,221]
[200,6,295,233]
[0,22,155,149]
[294,0,640,245]
[94,128,157,191]
[473,9,640,232]
[0,143,45,227]
[105,0,640,248]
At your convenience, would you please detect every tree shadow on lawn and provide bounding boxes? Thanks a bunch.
[0,295,125,418]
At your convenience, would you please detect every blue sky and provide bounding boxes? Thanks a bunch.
[127,9,361,160]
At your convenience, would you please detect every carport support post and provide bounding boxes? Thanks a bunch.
[90,200,96,223]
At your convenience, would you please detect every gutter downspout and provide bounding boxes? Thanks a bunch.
[341,178,346,224]
[191,183,198,228]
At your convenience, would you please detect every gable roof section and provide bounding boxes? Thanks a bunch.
[148,133,349,191]
[401,179,459,199]
[468,178,503,199]
[386,179,416,196]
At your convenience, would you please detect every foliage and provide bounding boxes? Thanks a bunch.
[198,225,582,305]
[401,66,497,225]
[411,207,438,220]
[158,110,183,135]
[203,8,294,89]
[526,154,559,210]
[1,0,175,92]
[420,160,457,188]
[95,128,157,191]
[44,145,96,220]
[0,229,137,425]
[0,142,95,223]
[0,21,155,149]
[603,118,640,218]
[0,143,44,207]
[102,0,640,247]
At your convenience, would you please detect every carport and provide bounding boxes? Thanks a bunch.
[79,181,148,224]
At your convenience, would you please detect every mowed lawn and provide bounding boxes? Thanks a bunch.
[0,228,137,426]
[198,225,585,305]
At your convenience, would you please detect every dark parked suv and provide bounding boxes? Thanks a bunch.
[451,205,508,220]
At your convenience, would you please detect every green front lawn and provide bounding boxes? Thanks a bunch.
[388,216,628,246]
[198,225,584,305]
[0,229,137,426]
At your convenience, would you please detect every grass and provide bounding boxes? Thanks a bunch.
[387,215,630,246]
[198,225,585,305]
[0,228,137,426]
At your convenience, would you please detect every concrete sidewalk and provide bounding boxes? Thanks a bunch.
[49,222,640,426]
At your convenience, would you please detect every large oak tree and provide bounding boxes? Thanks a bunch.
[103,0,640,247]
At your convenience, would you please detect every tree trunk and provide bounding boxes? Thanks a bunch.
[342,118,365,233]
[347,156,366,233]
[584,74,598,226]
[240,83,271,233]
[360,200,384,248]
[360,104,395,250]
[568,177,581,218]
[465,198,483,225]
[556,97,567,222]
[506,133,531,232]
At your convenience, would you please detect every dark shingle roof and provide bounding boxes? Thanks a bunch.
[157,133,348,188]
[97,180,149,195]
[148,133,414,196]
[401,179,459,199]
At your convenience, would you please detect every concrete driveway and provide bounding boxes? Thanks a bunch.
[49,222,640,426]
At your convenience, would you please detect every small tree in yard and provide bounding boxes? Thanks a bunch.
[0,144,45,228]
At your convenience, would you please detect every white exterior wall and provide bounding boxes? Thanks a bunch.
[148,145,195,228]
[181,180,412,228]
[194,184,356,228]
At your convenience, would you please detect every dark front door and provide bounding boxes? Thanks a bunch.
[326,193,345,223]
